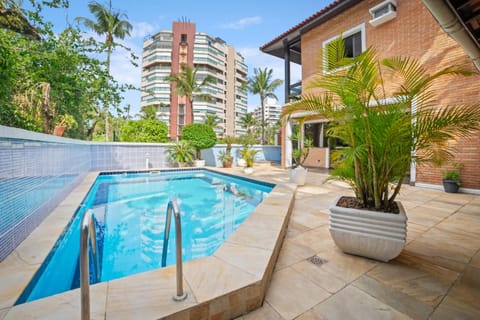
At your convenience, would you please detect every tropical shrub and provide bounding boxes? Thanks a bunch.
[283,39,480,212]
[121,120,168,142]
[181,123,217,160]
[167,140,195,167]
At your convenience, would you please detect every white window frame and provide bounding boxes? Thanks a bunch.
[322,23,366,74]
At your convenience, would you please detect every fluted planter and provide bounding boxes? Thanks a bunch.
[329,196,407,262]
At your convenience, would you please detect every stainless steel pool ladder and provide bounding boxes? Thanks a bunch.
[80,209,100,320]
[161,198,188,301]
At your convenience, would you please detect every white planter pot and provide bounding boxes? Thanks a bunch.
[243,167,253,174]
[237,158,246,167]
[193,159,205,167]
[289,166,308,186]
[329,196,407,262]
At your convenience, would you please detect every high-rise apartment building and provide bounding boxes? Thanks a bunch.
[141,21,248,138]
[253,97,282,125]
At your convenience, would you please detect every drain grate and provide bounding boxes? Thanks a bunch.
[307,255,328,266]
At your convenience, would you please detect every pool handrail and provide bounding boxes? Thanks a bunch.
[80,209,100,320]
[162,198,188,301]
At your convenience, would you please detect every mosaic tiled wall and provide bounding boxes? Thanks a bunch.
[0,125,281,261]
[0,127,91,261]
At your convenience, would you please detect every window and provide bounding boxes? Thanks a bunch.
[322,23,366,73]
[180,34,187,44]
[369,0,397,27]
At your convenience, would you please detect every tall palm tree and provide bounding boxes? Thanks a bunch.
[204,114,220,129]
[75,0,132,141]
[248,67,283,144]
[165,64,216,124]
[240,113,257,135]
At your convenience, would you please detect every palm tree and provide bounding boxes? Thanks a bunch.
[0,0,40,40]
[283,39,480,211]
[139,105,158,120]
[75,0,132,141]
[240,113,257,135]
[248,68,283,144]
[204,114,220,129]
[165,64,216,125]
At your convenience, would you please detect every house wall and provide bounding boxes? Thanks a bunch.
[300,0,480,189]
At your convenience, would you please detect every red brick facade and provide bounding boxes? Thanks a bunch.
[300,0,480,189]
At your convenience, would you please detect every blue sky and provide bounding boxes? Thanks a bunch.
[41,0,331,116]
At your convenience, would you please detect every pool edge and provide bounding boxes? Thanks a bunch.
[1,167,296,320]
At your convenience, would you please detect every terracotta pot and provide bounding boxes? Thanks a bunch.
[53,125,66,137]
[222,158,233,168]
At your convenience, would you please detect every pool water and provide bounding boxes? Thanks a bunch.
[16,169,273,304]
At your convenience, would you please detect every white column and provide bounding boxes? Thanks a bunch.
[285,120,293,168]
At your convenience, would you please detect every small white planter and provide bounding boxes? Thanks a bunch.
[289,166,308,186]
[237,158,246,167]
[243,167,253,174]
[193,159,205,167]
[329,196,407,262]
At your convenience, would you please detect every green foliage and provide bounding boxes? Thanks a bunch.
[167,140,195,167]
[181,123,217,159]
[121,119,168,142]
[283,39,480,212]
[241,146,259,167]
[442,163,462,186]
[165,64,216,122]
[247,67,283,144]
[217,150,233,165]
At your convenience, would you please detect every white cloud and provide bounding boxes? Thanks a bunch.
[222,16,262,30]
[130,21,158,39]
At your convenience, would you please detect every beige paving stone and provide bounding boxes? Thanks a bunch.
[406,227,480,271]
[310,285,412,320]
[214,242,271,279]
[237,302,283,320]
[265,267,330,320]
[289,208,329,230]
[406,222,430,244]
[292,260,346,293]
[436,212,480,238]
[183,256,257,303]
[315,248,377,283]
[0,308,9,320]
[457,203,480,216]
[471,251,480,269]
[274,239,316,271]
[5,282,107,320]
[226,224,279,250]
[406,206,452,228]
[430,266,480,320]
[241,211,285,232]
[0,252,38,309]
[290,226,335,253]
[285,221,310,239]
[106,266,196,319]
[57,191,87,207]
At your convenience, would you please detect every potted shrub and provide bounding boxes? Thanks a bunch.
[166,140,195,167]
[242,146,258,174]
[53,114,77,137]
[181,123,217,167]
[283,40,480,262]
[218,135,236,168]
[288,128,312,186]
[442,163,462,193]
[237,134,256,167]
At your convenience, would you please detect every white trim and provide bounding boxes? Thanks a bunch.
[415,182,480,195]
[369,0,397,27]
[322,23,366,74]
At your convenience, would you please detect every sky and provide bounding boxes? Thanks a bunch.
[40,0,332,116]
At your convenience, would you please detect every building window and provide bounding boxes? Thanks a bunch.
[322,23,366,73]
[180,34,187,45]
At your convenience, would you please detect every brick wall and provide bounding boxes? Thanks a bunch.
[301,0,480,189]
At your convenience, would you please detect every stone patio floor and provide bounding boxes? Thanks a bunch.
[226,165,480,320]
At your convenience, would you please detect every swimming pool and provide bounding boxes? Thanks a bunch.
[16,169,273,304]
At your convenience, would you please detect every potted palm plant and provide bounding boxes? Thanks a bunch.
[242,146,259,174]
[218,135,236,168]
[166,140,195,167]
[283,39,480,262]
[288,128,312,186]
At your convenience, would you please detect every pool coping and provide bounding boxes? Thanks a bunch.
[0,167,296,319]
